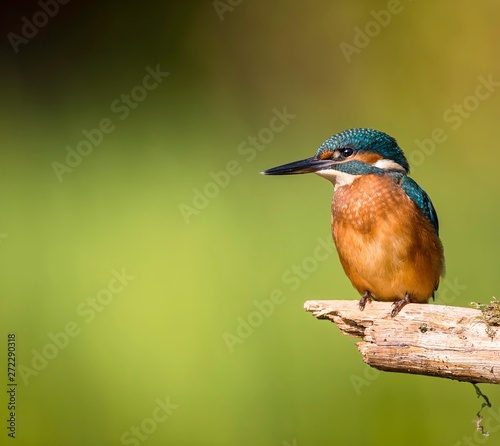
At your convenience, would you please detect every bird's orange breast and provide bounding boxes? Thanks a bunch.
[331,174,444,303]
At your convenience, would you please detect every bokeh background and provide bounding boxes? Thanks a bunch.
[2,1,500,445]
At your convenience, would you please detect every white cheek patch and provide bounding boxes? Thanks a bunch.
[315,169,359,190]
[373,159,406,172]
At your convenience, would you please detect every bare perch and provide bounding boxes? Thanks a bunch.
[304,300,500,384]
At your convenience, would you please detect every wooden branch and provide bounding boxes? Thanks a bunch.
[304,300,500,384]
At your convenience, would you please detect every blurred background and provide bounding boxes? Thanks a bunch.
[1,1,500,445]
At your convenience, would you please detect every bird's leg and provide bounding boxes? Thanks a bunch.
[359,291,372,311]
[390,293,411,317]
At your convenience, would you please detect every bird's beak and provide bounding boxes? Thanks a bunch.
[261,157,333,175]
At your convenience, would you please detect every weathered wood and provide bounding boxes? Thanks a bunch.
[304,300,500,384]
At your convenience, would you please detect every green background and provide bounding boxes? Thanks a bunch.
[2,1,500,445]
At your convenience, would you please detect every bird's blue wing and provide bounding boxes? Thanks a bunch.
[401,176,439,235]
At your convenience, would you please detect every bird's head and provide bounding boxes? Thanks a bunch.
[262,128,409,187]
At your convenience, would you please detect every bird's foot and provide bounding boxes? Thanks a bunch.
[390,293,411,317]
[359,291,372,311]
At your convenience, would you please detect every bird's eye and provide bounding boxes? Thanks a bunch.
[333,147,355,159]
[340,148,354,157]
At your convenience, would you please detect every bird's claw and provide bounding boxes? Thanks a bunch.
[359,291,372,311]
[390,293,411,317]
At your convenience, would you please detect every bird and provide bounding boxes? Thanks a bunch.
[261,128,445,317]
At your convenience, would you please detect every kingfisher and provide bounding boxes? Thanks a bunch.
[262,128,445,317]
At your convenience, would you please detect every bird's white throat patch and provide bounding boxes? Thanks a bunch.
[373,159,406,172]
[314,158,405,190]
[315,169,359,190]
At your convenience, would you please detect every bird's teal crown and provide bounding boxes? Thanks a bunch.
[316,128,410,173]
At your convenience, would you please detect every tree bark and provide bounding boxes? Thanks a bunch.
[304,300,500,384]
